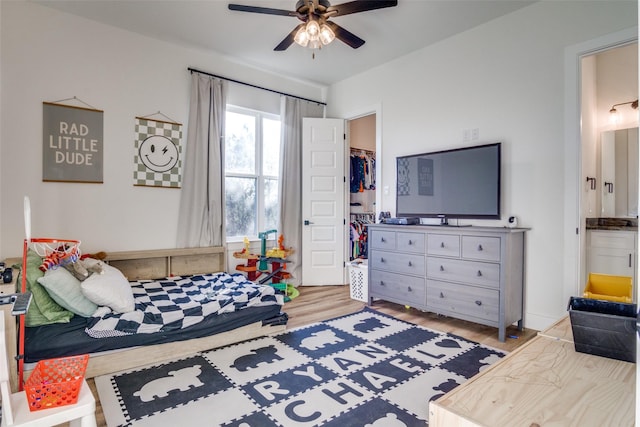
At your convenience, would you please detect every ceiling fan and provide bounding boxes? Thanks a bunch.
[228,0,398,51]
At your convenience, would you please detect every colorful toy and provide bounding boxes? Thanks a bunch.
[266,235,288,258]
[233,232,297,301]
[257,229,278,271]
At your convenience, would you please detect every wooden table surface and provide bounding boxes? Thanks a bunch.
[429,317,636,427]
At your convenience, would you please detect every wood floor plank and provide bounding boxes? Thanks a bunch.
[59,285,536,427]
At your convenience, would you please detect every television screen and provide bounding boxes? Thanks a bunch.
[396,142,501,220]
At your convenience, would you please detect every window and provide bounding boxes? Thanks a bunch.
[224,106,281,240]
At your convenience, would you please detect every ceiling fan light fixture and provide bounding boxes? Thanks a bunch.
[229,0,398,51]
[306,19,320,39]
[294,26,310,47]
[319,23,335,45]
[309,39,322,49]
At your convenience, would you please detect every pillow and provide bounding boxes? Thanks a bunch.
[38,267,98,317]
[15,249,73,326]
[81,260,135,313]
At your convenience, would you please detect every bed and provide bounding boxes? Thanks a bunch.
[1,246,288,391]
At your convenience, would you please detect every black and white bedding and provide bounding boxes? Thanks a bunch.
[86,272,284,338]
[25,271,287,364]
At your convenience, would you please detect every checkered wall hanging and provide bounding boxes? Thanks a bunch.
[397,157,410,196]
[133,114,182,188]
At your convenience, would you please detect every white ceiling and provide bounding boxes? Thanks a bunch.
[34,0,537,87]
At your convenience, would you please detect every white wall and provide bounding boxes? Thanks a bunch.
[0,1,325,258]
[326,0,637,331]
[597,43,639,132]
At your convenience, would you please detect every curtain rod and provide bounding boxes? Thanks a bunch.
[188,67,327,106]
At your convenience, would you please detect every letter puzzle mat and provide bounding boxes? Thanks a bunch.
[95,307,506,426]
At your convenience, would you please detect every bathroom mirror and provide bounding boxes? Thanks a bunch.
[601,127,638,218]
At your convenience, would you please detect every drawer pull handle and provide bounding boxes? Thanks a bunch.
[440,265,444,271]
[408,286,412,292]
[477,270,482,277]
[475,300,482,306]
[440,242,445,248]
[380,257,385,263]
[408,239,413,245]
[380,280,385,286]
[630,254,632,268]
[439,292,444,298]
[381,237,386,243]
[478,244,483,251]
[408,261,413,267]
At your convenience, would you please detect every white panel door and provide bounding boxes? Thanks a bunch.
[302,118,345,285]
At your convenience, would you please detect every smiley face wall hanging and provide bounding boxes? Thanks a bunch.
[133,115,182,188]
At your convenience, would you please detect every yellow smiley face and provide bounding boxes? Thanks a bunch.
[139,135,179,173]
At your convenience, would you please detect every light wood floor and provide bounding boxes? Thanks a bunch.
[69,285,537,427]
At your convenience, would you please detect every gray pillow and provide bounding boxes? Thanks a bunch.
[38,267,98,317]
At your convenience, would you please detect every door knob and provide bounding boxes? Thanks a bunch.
[304,220,314,225]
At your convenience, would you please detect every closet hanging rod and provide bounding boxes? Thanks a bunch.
[188,67,327,106]
[351,147,375,154]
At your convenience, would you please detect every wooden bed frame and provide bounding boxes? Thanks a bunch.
[1,246,287,391]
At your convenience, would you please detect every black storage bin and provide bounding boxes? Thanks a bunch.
[568,297,636,363]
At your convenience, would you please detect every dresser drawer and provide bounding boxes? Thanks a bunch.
[427,280,499,323]
[370,250,425,277]
[427,234,460,257]
[370,270,426,304]
[397,231,426,253]
[462,236,501,262]
[370,230,397,250]
[427,257,500,288]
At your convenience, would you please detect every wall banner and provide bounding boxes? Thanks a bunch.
[42,102,104,183]
[417,157,434,196]
[133,117,182,188]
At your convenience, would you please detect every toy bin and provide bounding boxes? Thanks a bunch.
[24,354,89,411]
[348,260,368,302]
[568,297,636,363]
[583,273,632,303]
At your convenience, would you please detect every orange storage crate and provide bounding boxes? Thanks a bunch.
[24,354,89,411]
[583,273,633,303]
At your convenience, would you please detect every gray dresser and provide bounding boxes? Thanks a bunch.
[368,224,526,341]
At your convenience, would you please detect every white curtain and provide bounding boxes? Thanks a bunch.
[278,96,324,285]
[177,73,228,247]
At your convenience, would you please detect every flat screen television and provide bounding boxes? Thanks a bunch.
[396,142,501,223]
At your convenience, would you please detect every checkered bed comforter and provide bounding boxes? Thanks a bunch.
[85,272,283,338]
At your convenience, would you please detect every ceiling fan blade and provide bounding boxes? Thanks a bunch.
[228,4,298,17]
[325,0,398,17]
[325,21,365,49]
[274,23,306,51]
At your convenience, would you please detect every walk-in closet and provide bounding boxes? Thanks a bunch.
[348,114,376,261]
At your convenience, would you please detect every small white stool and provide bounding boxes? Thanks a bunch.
[0,317,97,427]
